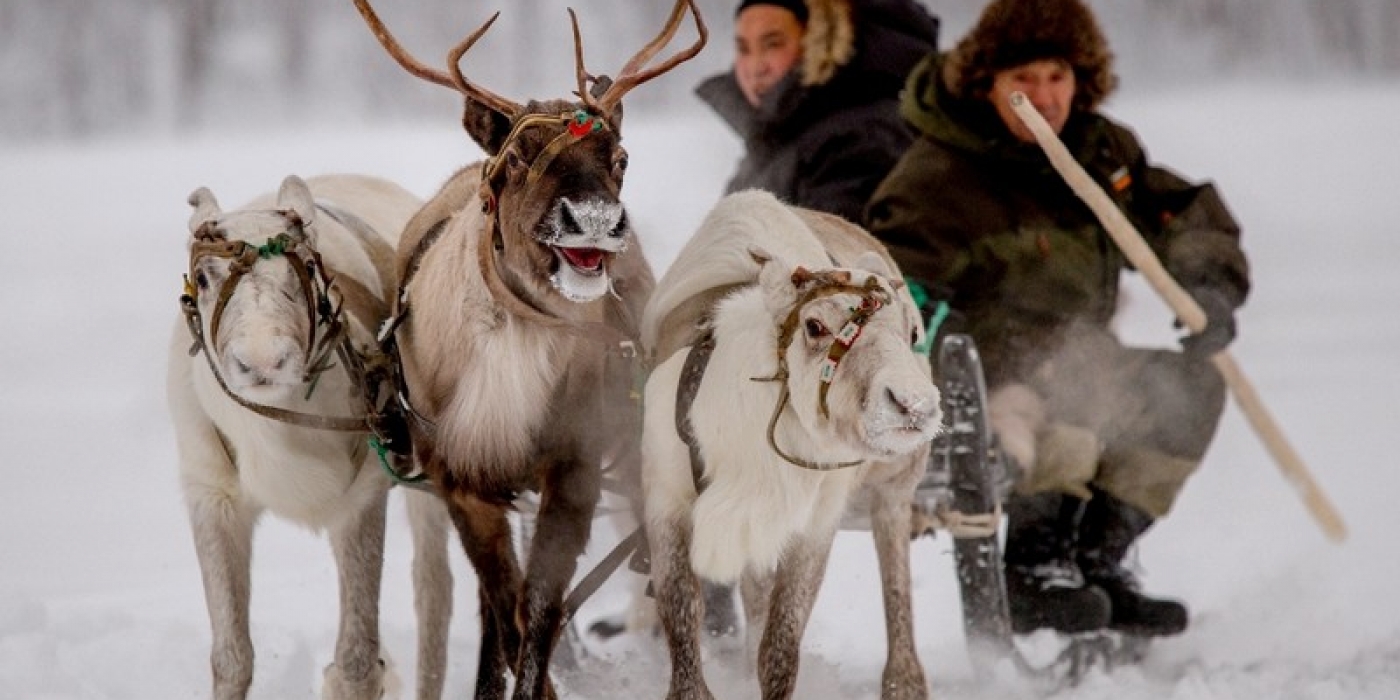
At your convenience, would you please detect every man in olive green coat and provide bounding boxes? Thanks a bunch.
[866,0,1249,638]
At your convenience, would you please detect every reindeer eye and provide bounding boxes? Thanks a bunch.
[612,151,629,179]
[195,262,226,290]
[804,318,829,339]
[504,148,523,170]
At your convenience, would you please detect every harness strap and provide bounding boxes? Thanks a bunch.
[322,269,385,341]
[675,331,716,494]
[562,527,645,625]
[316,201,398,307]
[377,215,451,441]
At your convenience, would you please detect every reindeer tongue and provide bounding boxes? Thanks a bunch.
[559,247,605,272]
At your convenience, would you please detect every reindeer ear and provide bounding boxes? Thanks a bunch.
[852,251,893,278]
[277,175,316,227]
[747,246,772,267]
[757,253,801,316]
[462,101,514,155]
[187,187,222,234]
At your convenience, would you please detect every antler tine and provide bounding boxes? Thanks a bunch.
[447,12,523,116]
[617,0,689,81]
[567,9,602,114]
[352,0,455,90]
[596,0,708,113]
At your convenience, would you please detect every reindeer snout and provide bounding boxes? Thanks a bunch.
[885,385,942,431]
[224,337,301,388]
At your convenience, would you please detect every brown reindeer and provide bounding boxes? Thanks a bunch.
[352,1,706,697]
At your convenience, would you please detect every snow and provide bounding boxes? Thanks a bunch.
[2,81,1398,699]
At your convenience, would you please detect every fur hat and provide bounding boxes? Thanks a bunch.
[943,0,1116,111]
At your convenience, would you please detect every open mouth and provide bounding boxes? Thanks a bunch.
[555,246,606,275]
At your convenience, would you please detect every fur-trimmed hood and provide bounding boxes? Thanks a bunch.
[797,0,857,87]
[798,0,938,89]
[942,0,1116,112]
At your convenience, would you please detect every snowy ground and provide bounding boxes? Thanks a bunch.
[2,81,1398,699]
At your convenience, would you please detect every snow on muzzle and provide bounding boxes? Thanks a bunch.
[544,197,630,301]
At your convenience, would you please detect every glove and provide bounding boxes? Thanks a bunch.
[1177,286,1237,358]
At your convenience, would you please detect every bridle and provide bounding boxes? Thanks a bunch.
[478,109,615,216]
[753,272,894,472]
[179,211,364,431]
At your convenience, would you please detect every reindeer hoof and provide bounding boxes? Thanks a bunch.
[322,656,401,700]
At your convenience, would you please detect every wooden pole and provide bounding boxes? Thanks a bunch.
[1008,92,1346,542]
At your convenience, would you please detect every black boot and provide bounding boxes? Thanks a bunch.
[1077,488,1188,636]
[1004,492,1112,635]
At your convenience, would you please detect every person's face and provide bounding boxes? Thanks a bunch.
[734,6,804,108]
[990,58,1077,143]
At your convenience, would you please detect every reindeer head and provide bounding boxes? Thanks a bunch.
[184,176,336,395]
[756,251,943,458]
[354,0,705,304]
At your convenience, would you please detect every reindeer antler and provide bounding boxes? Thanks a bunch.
[570,0,708,116]
[353,0,521,116]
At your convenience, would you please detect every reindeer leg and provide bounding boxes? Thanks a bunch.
[183,475,258,700]
[868,466,930,700]
[651,513,715,700]
[758,528,838,700]
[322,481,390,700]
[739,567,774,676]
[446,494,521,700]
[512,457,601,700]
[405,490,453,700]
[476,585,510,699]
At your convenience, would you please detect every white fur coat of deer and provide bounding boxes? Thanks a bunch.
[640,190,942,700]
[351,1,705,697]
[167,174,453,700]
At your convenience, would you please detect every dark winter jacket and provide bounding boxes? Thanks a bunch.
[696,0,939,223]
[865,54,1250,384]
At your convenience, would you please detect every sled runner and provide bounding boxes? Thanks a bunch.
[928,336,1160,688]
[933,334,1015,675]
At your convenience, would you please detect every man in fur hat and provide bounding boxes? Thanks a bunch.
[867,0,1249,638]
[696,0,940,223]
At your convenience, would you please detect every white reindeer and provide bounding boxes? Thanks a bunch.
[166,174,453,700]
[640,190,943,700]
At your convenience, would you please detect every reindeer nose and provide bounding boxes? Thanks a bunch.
[885,385,941,427]
[607,210,628,238]
[225,337,300,387]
